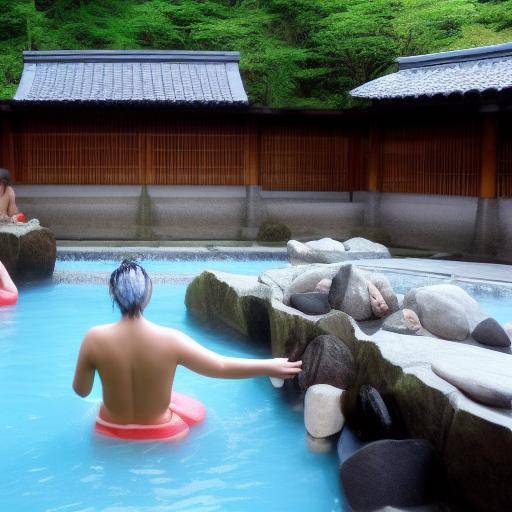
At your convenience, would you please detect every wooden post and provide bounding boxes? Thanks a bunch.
[244,120,260,185]
[1,114,16,181]
[367,123,381,192]
[480,114,498,199]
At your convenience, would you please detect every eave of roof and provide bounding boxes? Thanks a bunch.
[14,50,249,107]
[350,42,512,101]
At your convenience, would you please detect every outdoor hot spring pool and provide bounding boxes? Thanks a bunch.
[0,257,344,512]
[2,256,511,512]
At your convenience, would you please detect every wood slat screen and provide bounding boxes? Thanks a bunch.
[260,125,365,191]
[380,120,481,196]
[498,121,512,197]
[12,115,245,185]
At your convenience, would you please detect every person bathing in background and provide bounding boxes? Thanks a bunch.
[73,260,302,439]
[0,168,26,223]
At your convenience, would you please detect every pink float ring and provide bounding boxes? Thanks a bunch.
[0,289,17,307]
[95,392,206,441]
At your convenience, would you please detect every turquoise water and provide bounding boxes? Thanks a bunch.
[0,280,343,512]
[55,257,289,276]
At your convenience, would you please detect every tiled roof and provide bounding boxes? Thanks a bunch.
[350,42,512,100]
[14,50,249,106]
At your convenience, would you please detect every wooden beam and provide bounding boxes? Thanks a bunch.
[244,120,260,186]
[480,114,498,199]
[367,123,381,192]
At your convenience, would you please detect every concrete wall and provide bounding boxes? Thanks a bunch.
[378,193,478,252]
[15,185,362,241]
[14,185,512,261]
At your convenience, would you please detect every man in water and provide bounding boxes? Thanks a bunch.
[0,168,24,223]
[73,260,302,427]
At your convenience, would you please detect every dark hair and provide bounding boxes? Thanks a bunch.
[0,168,11,186]
[109,260,152,318]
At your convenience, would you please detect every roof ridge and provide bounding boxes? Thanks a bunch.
[398,41,512,70]
[23,50,241,64]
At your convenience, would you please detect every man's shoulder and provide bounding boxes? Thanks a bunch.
[84,323,115,341]
[7,186,15,197]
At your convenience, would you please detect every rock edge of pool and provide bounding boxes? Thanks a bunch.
[185,262,512,512]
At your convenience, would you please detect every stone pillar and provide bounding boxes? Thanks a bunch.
[242,185,263,239]
[472,114,498,257]
[136,185,155,240]
[242,119,262,240]
[364,124,382,228]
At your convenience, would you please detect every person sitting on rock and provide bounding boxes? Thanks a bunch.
[73,260,302,438]
[0,168,26,224]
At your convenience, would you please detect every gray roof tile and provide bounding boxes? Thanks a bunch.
[14,50,249,106]
[350,42,512,100]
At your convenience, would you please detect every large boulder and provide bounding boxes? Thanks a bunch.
[304,384,345,438]
[340,439,441,511]
[329,264,372,321]
[471,318,511,348]
[297,334,356,391]
[287,236,391,265]
[284,265,341,303]
[403,284,486,340]
[289,292,331,316]
[0,221,56,278]
[337,427,367,465]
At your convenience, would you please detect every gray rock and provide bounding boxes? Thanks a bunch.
[340,439,441,511]
[298,334,356,391]
[368,273,399,314]
[287,239,319,265]
[284,265,340,304]
[382,309,422,336]
[344,237,391,257]
[337,427,367,465]
[432,361,512,408]
[289,292,331,316]
[403,285,480,340]
[329,264,372,321]
[471,318,511,348]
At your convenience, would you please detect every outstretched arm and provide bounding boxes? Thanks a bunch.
[73,331,96,397]
[174,330,302,380]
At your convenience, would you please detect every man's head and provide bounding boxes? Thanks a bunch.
[0,168,11,188]
[109,260,152,318]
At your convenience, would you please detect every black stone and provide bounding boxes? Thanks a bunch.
[472,317,511,348]
[340,439,441,511]
[297,334,355,391]
[328,264,352,309]
[289,292,331,315]
[353,385,393,441]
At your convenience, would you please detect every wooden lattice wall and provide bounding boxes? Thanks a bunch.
[379,118,481,196]
[498,121,512,197]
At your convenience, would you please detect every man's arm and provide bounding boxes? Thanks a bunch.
[6,187,19,217]
[73,331,96,397]
[173,330,302,379]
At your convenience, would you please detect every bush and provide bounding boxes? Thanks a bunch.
[257,218,291,242]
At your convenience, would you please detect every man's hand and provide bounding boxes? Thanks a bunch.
[265,358,302,380]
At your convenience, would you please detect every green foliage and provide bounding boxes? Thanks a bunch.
[257,218,291,243]
[1,0,512,106]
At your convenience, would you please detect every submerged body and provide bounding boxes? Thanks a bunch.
[73,263,301,427]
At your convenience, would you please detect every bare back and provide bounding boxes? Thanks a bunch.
[79,319,181,425]
[0,185,17,219]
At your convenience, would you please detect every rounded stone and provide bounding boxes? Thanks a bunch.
[340,439,441,511]
[297,334,356,391]
[304,384,345,438]
[289,292,331,315]
[352,385,393,441]
[471,317,511,348]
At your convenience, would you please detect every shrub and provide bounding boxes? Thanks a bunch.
[257,218,291,242]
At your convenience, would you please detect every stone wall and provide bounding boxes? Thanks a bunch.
[14,185,512,261]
